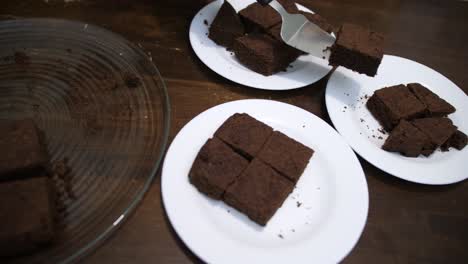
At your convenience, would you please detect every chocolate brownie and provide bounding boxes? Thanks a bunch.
[366,85,427,131]
[223,159,294,226]
[441,130,467,151]
[233,34,301,76]
[0,175,56,257]
[0,119,49,180]
[189,137,249,200]
[258,131,314,183]
[407,83,456,117]
[382,120,432,157]
[411,117,457,155]
[208,1,245,49]
[239,0,298,32]
[214,113,273,158]
[329,23,385,76]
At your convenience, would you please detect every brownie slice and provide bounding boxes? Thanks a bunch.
[411,117,458,155]
[214,113,273,159]
[407,83,456,117]
[441,130,467,151]
[329,23,385,76]
[0,175,56,257]
[0,119,49,180]
[224,159,294,226]
[233,34,301,76]
[382,120,432,157]
[366,85,427,131]
[239,1,298,32]
[208,0,245,49]
[258,131,314,183]
[189,137,249,200]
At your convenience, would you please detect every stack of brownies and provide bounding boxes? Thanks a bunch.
[208,0,336,76]
[189,113,314,226]
[366,83,467,157]
[0,119,56,257]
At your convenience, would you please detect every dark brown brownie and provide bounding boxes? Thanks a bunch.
[366,85,427,131]
[411,117,458,155]
[329,23,385,76]
[208,0,245,49]
[0,175,56,257]
[223,159,294,226]
[441,130,467,151]
[382,120,432,157]
[407,83,456,117]
[214,113,273,158]
[239,0,298,32]
[189,137,249,200]
[258,131,314,183]
[0,119,49,180]
[233,34,301,76]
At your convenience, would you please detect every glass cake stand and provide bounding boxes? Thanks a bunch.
[0,19,170,263]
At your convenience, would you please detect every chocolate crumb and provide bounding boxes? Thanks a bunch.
[14,51,30,66]
[203,19,208,26]
[364,94,369,99]
[360,118,365,123]
[278,234,284,239]
[124,74,141,88]
[291,229,295,232]
[296,201,302,208]
[372,135,376,138]
[378,136,383,139]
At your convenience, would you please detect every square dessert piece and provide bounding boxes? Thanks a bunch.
[233,34,301,76]
[239,1,298,32]
[189,137,249,200]
[411,117,458,155]
[214,113,273,158]
[441,130,467,151]
[224,159,294,226]
[0,175,56,257]
[366,85,427,131]
[208,1,245,49]
[407,83,456,117]
[0,119,49,180]
[382,120,432,157]
[329,23,385,76]
[258,131,314,183]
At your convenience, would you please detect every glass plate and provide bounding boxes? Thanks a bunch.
[0,19,170,263]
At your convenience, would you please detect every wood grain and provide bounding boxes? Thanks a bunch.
[1,0,467,263]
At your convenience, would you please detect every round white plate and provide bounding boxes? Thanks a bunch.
[162,99,368,264]
[189,0,334,90]
[326,55,468,185]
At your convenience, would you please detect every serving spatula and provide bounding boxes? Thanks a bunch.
[257,0,336,60]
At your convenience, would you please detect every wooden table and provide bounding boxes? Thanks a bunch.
[2,0,468,263]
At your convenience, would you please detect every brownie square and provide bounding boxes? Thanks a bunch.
[441,130,467,151]
[208,0,245,49]
[0,119,49,180]
[258,131,314,183]
[239,1,298,32]
[382,120,432,157]
[189,137,249,200]
[366,85,427,131]
[407,83,456,117]
[411,118,458,155]
[224,159,294,226]
[214,113,273,158]
[0,175,56,257]
[329,23,385,76]
[233,34,301,76]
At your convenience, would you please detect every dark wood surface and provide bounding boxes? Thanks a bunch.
[2,0,468,263]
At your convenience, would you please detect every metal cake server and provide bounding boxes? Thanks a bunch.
[257,0,336,60]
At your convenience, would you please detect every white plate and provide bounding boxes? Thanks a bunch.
[162,99,368,264]
[189,0,334,90]
[326,55,468,185]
